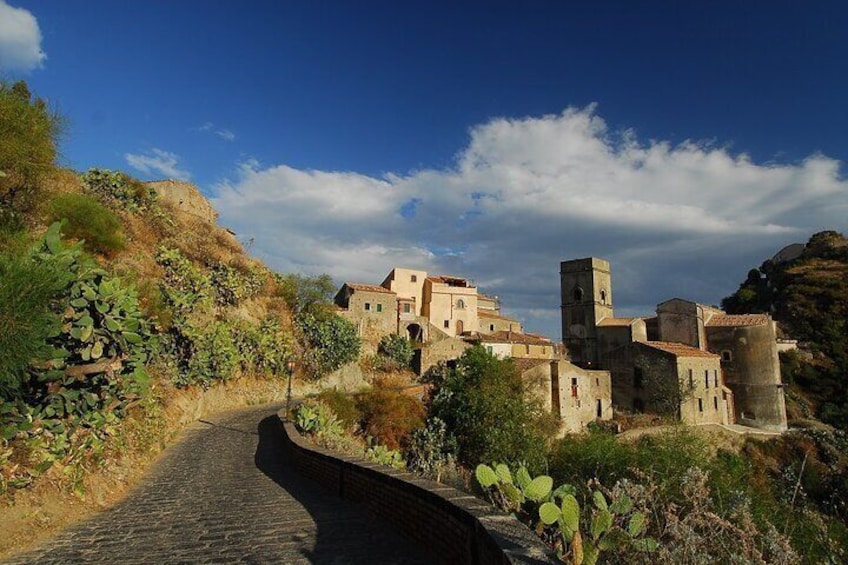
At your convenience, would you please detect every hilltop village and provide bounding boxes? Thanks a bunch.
[336,259,789,435]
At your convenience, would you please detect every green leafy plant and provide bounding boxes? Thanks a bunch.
[80,168,158,213]
[49,194,125,255]
[378,334,414,369]
[476,463,658,564]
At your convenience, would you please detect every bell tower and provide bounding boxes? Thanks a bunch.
[560,257,614,367]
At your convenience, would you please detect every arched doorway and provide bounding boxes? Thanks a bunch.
[407,323,423,342]
[456,320,464,335]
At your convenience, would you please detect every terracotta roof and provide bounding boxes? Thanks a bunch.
[643,341,719,358]
[705,314,769,327]
[426,275,475,287]
[482,331,551,345]
[345,283,395,295]
[513,358,551,374]
[479,310,517,321]
[597,317,637,327]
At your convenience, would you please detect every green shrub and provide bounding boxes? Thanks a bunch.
[80,168,157,212]
[0,249,71,397]
[49,194,125,255]
[315,389,361,431]
[378,334,414,369]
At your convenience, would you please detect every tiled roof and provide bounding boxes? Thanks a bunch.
[705,314,769,327]
[479,310,517,321]
[426,275,475,287]
[345,283,395,295]
[643,341,719,358]
[597,317,637,327]
[482,331,551,345]
[513,358,551,374]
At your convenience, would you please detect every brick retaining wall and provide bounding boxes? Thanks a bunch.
[277,411,556,565]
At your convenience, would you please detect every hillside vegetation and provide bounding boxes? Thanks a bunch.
[0,80,361,502]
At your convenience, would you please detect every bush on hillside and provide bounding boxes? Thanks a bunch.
[378,334,414,369]
[49,193,125,255]
[356,386,425,450]
[0,250,71,397]
[315,389,362,431]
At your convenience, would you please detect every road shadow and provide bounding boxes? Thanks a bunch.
[254,414,432,564]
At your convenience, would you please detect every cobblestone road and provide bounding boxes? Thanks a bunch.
[3,405,432,564]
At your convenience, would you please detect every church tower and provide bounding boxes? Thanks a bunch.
[560,257,614,367]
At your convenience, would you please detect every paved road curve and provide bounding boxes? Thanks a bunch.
[3,405,432,564]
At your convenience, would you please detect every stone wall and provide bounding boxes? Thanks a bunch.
[278,413,555,565]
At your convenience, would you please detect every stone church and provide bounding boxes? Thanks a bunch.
[560,257,788,432]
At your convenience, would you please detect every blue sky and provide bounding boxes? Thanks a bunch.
[2,1,847,338]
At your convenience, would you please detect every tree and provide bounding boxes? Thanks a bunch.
[296,312,361,377]
[274,273,335,317]
[428,346,556,473]
[0,80,63,221]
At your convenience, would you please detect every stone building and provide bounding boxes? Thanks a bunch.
[519,358,613,435]
[560,257,787,431]
[476,331,556,360]
[334,283,398,352]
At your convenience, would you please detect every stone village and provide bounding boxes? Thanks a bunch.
[334,258,789,435]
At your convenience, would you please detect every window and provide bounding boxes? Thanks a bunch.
[571,377,578,398]
[596,377,599,386]
[486,346,493,354]
[688,369,693,388]
[411,275,417,282]
[721,350,732,362]
[596,399,602,418]
[698,398,703,412]
[713,396,718,411]
[705,370,710,389]
[489,324,495,332]
[376,304,382,312]
[600,289,607,304]
[444,320,450,328]
[403,303,411,313]
[713,370,718,387]
[364,303,371,311]
[456,299,465,309]
[634,366,644,389]
[573,286,584,301]
[525,344,530,354]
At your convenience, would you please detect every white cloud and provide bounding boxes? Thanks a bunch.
[125,148,191,181]
[195,121,236,141]
[211,106,848,338]
[0,1,46,72]
[215,128,235,141]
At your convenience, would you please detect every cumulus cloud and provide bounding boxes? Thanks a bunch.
[125,148,191,181]
[212,107,848,337]
[0,1,46,72]
[196,121,236,141]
